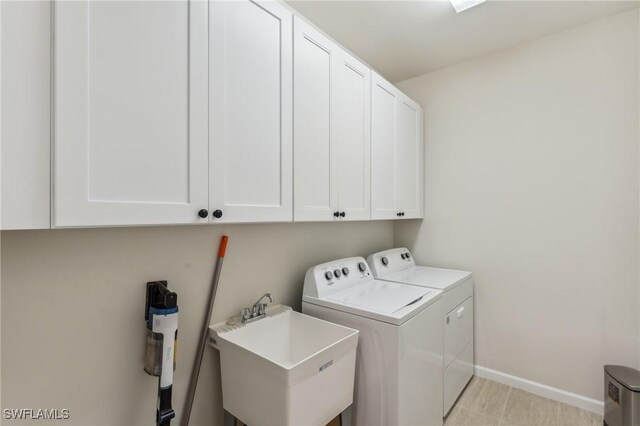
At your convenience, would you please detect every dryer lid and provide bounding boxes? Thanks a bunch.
[384,266,472,291]
[326,280,434,314]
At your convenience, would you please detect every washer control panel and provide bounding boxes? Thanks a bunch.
[303,257,373,298]
[366,248,416,277]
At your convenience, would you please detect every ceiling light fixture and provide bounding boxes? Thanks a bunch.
[450,0,485,13]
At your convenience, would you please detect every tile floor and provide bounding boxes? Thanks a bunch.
[445,377,603,426]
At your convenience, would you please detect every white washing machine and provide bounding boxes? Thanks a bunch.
[302,257,444,426]
[367,248,474,417]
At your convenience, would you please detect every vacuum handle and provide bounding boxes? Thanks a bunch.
[145,281,177,320]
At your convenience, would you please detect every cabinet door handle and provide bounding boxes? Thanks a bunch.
[212,209,223,219]
[339,212,346,218]
[198,209,208,218]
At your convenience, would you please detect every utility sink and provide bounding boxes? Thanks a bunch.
[209,305,358,426]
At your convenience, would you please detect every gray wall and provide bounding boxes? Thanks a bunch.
[1,222,393,425]
[395,9,640,401]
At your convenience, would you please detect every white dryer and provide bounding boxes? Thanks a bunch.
[367,248,474,417]
[302,257,444,426]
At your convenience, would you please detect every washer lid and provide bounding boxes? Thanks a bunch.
[303,280,441,326]
[382,266,472,291]
[326,280,434,314]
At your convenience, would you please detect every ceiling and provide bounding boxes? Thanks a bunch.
[286,0,639,82]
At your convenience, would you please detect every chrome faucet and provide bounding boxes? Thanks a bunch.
[241,293,273,323]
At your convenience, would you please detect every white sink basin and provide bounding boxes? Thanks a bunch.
[209,305,358,426]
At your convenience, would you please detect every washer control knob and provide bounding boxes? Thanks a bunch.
[406,252,411,259]
[381,256,389,266]
[333,269,342,278]
[401,253,406,259]
[358,262,367,272]
[324,271,333,280]
[342,267,349,276]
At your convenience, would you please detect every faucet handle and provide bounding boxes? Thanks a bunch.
[241,308,251,321]
[258,303,267,316]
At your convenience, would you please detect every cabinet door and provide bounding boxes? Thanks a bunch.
[293,17,337,222]
[1,0,51,230]
[210,0,293,223]
[335,51,371,221]
[371,73,398,220]
[53,1,208,227]
[395,95,424,219]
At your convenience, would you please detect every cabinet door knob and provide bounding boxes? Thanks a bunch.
[397,212,401,217]
[212,209,223,219]
[339,211,346,217]
[198,209,208,218]
[333,211,340,218]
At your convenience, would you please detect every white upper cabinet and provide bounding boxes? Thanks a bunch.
[293,18,337,222]
[335,49,372,221]
[209,0,293,223]
[294,17,371,222]
[371,72,424,220]
[1,1,51,230]
[371,74,398,220]
[53,0,209,227]
[39,0,419,228]
[395,94,423,219]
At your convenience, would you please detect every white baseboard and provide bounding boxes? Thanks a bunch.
[474,365,604,416]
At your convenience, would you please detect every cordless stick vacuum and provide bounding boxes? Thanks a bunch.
[145,281,179,426]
